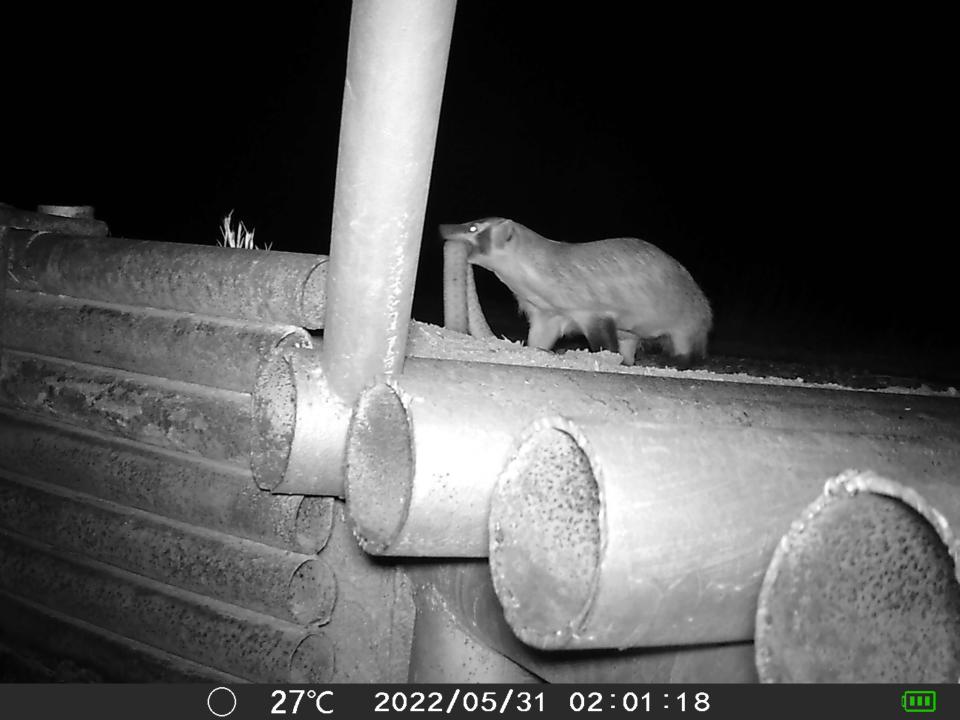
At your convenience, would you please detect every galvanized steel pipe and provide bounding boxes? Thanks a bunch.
[408,562,758,683]
[408,580,543,683]
[344,352,960,556]
[253,344,351,494]
[488,414,960,650]
[0,350,252,466]
[317,501,418,681]
[0,590,245,682]
[442,239,469,334]
[3,229,327,327]
[465,259,495,339]
[3,290,312,393]
[0,530,335,682]
[0,230,7,350]
[0,475,337,626]
[443,238,495,338]
[756,469,960,682]
[36,204,96,219]
[322,0,456,401]
[0,203,109,236]
[0,411,333,555]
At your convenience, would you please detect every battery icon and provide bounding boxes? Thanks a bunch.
[902,691,937,713]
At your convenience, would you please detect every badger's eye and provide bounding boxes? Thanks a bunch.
[468,224,478,233]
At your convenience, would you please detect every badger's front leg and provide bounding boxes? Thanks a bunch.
[616,331,639,366]
[525,308,566,351]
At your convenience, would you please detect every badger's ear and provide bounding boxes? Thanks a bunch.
[498,219,515,245]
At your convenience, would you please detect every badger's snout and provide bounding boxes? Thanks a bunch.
[439,221,487,259]
[439,223,475,242]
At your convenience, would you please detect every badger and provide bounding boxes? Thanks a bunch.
[439,217,712,366]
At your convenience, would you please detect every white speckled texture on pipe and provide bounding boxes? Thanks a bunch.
[756,469,960,683]
[488,414,960,650]
[323,0,457,403]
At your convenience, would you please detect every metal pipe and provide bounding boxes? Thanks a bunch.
[36,204,96,219]
[0,203,108,236]
[0,589,244,682]
[0,530,335,682]
[256,338,960,524]
[487,414,960,649]
[3,290,312,393]
[323,0,457,401]
[442,238,495,338]
[0,229,7,351]
[0,350,252,467]
[408,580,543,683]
[442,239,469,334]
[252,342,351,494]
[0,411,334,555]
[0,475,337,626]
[343,351,960,556]
[3,229,327,327]
[756,469,960,682]
[317,500,417,681]
[0,641,56,681]
[466,261,495,339]
[408,562,759,683]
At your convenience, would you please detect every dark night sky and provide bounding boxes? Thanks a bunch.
[3,4,954,377]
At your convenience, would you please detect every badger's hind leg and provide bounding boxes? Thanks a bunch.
[665,326,708,369]
[579,315,620,355]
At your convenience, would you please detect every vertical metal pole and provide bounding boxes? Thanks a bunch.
[323,0,457,401]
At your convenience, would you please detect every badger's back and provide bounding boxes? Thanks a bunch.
[517,235,712,341]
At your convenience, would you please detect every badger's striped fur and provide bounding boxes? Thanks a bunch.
[439,217,712,366]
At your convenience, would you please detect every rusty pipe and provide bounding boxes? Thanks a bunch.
[487,414,960,650]
[756,469,960,683]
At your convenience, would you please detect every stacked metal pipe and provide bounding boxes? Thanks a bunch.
[6,0,960,681]
[242,204,960,681]
[335,232,960,682]
[0,213,414,682]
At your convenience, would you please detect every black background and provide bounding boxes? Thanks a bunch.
[3,3,954,379]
